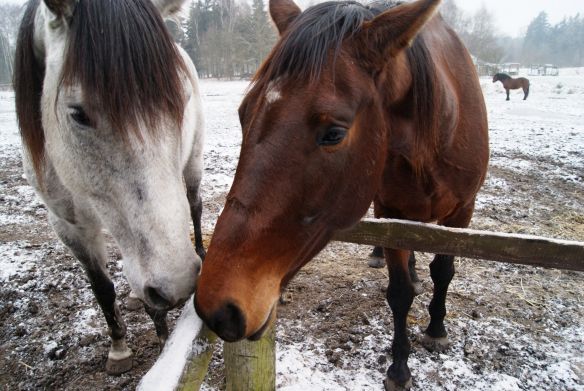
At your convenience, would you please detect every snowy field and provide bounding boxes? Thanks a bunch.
[1,69,583,390]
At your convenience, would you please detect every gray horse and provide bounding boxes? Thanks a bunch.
[14,0,205,374]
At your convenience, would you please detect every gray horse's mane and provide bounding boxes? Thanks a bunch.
[14,0,188,178]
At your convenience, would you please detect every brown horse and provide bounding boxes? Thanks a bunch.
[493,73,530,100]
[195,0,488,389]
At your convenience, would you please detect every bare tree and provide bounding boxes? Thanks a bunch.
[0,4,24,85]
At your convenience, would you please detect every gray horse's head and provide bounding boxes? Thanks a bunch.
[19,0,203,309]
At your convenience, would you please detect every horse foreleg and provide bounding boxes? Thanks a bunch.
[144,304,169,349]
[368,245,385,268]
[408,252,423,296]
[523,85,530,100]
[186,184,206,261]
[368,202,386,268]
[370,247,422,295]
[384,248,415,391]
[506,89,510,101]
[184,150,206,261]
[422,205,473,352]
[421,254,454,352]
[49,213,132,375]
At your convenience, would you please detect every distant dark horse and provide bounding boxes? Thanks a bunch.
[194,0,488,389]
[493,73,530,100]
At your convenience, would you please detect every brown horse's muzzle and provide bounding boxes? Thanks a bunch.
[194,252,282,342]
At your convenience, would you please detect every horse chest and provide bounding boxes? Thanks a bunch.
[378,159,461,222]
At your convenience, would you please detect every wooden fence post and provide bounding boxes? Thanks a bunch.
[223,323,276,391]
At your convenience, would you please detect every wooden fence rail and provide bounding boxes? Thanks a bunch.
[143,218,584,391]
[333,218,584,272]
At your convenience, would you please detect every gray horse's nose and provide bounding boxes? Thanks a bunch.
[144,285,175,310]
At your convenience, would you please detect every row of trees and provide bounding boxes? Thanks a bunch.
[174,0,276,78]
[523,12,584,66]
[441,0,584,66]
[0,0,277,82]
[1,0,583,83]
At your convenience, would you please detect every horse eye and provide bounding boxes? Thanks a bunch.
[68,105,92,128]
[318,126,347,146]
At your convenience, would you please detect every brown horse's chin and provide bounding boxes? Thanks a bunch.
[247,304,277,341]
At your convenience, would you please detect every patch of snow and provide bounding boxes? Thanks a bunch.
[0,242,42,282]
[138,296,203,391]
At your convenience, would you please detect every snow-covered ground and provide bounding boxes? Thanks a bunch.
[1,69,583,390]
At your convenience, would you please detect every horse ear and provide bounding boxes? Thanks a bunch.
[269,0,302,35]
[152,0,187,18]
[44,0,76,20]
[358,0,440,65]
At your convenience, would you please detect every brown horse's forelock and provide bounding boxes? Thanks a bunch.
[254,1,373,85]
[15,0,188,180]
[252,0,437,173]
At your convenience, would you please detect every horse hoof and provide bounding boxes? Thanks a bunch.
[106,355,133,375]
[279,291,293,305]
[125,296,142,312]
[412,281,424,296]
[384,376,412,391]
[368,256,385,269]
[421,333,449,352]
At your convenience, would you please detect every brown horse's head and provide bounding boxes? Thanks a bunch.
[195,0,441,341]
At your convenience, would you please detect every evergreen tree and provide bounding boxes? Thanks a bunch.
[522,12,551,64]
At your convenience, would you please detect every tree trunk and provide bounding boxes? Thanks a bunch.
[223,323,276,391]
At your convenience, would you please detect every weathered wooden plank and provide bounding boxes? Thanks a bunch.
[333,218,584,272]
[176,325,217,391]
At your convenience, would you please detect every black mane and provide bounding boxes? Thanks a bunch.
[257,1,411,83]
[260,1,373,82]
[253,0,437,173]
[15,0,188,178]
[494,73,511,80]
[61,0,188,138]
[14,0,44,177]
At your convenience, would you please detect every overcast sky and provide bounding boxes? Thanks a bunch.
[1,0,583,37]
[452,0,584,37]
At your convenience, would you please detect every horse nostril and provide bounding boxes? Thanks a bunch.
[209,302,246,342]
[145,286,172,309]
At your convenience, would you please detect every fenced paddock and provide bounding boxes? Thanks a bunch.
[1,73,583,390]
[138,219,584,390]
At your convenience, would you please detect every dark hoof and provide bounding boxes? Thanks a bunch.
[421,333,449,352]
[384,376,412,391]
[412,281,423,296]
[106,355,133,375]
[158,337,167,353]
[368,256,385,269]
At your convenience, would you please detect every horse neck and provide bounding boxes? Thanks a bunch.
[376,47,443,172]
